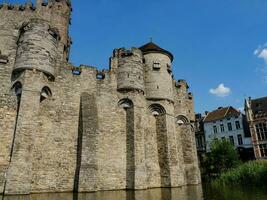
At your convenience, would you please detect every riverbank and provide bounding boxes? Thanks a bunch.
[212,160,267,186]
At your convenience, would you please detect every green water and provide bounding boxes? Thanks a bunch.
[1,185,267,200]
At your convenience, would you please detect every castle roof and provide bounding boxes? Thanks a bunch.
[139,42,174,62]
[203,106,240,122]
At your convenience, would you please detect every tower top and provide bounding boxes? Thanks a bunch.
[139,42,174,62]
[36,0,71,8]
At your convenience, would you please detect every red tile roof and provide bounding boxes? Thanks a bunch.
[203,106,240,122]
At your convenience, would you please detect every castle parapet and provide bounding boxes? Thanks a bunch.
[0,2,36,11]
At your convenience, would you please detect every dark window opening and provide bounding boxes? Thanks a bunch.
[220,124,224,132]
[121,50,133,57]
[72,67,82,75]
[238,134,243,145]
[235,121,241,130]
[96,72,105,80]
[255,123,267,141]
[213,126,217,134]
[229,136,234,145]
[40,86,52,103]
[228,122,232,131]
[260,144,267,157]
[153,62,161,70]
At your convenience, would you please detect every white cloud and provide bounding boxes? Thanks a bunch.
[254,43,267,82]
[238,107,244,113]
[209,83,231,97]
[254,44,267,61]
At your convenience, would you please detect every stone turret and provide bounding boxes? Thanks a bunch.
[140,42,174,102]
[114,48,145,92]
[13,19,60,78]
[36,0,72,61]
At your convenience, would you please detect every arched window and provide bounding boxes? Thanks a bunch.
[118,98,133,109]
[40,86,52,102]
[12,82,22,96]
[176,115,189,125]
[148,104,166,116]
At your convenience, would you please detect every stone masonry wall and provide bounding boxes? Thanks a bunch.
[0,0,200,195]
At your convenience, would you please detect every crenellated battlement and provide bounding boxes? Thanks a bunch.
[0,2,36,12]
[175,79,189,90]
[113,47,143,59]
[0,0,72,14]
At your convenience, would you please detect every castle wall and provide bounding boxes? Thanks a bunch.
[0,1,200,195]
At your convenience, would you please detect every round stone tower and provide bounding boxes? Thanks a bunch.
[115,48,145,92]
[13,19,60,78]
[36,0,72,61]
[140,42,174,101]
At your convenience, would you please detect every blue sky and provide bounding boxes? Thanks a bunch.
[5,0,267,113]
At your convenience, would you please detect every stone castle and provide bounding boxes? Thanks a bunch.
[0,0,200,195]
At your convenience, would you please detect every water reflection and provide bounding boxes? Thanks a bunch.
[203,184,267,200]
[1,185,203,200]
[1,184,267,200]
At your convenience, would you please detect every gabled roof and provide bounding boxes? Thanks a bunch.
[250,97,267,117]
[139,42,174,62]
[203,106,240,122]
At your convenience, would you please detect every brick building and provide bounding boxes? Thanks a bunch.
[245,97,267,159]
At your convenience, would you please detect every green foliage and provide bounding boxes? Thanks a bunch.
[203,139,240,178]
[213,160,267,186]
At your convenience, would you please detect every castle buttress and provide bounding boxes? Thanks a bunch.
[0,0,201,195]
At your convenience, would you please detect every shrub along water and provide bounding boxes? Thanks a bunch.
[213,160,267,186]
[203,139,240,179]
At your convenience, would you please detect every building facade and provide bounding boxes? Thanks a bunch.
[194,114,206,163]
[0,0,200,195]
[245,97,267,159]
[203,107,253,158]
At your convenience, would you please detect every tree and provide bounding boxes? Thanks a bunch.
[204,139,240,178]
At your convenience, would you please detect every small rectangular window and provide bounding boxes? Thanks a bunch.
[238,134,243,145]
[229,136,234,145]
[213,126,217,134]
[228,122,232,131]
[220,124,224,132]
[153,62,161,70]
[235,121,241,130]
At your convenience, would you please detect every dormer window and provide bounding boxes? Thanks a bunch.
[153,62,161,70]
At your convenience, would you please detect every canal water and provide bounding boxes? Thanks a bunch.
[1,184,267,200]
